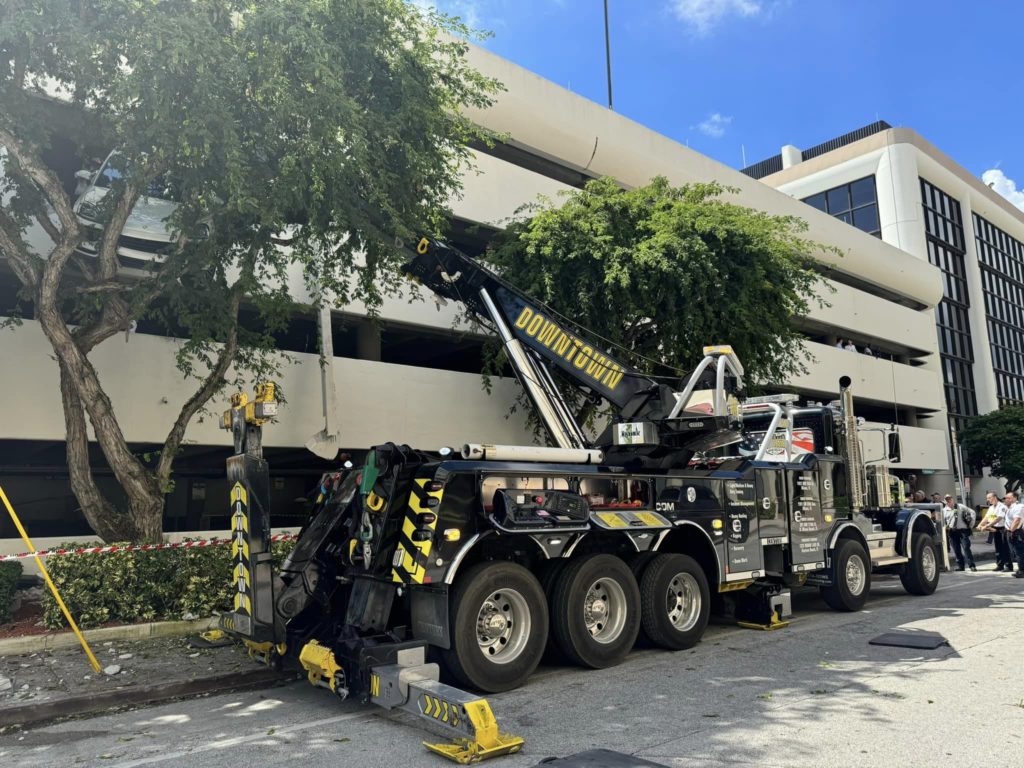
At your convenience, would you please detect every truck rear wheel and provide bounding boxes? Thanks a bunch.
[442,561,548,693]
[639,554,710,650]
[900,532,940,595]
[550,554,640,669]
[821,539,870,612]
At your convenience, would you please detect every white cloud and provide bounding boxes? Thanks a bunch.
[696,112,732,138]
[982,168,1024,211]
[412,0,484,29]
[669,0,764,35]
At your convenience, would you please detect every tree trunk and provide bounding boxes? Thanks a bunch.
[39,307,166,543]
[58,359,138,542]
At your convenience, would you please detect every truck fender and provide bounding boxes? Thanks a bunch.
[655,521,722,579]
[442,531,492,585]
[826,522,869,553]
[895,509,937,559]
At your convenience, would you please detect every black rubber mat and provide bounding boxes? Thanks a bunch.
[869,631,948,649]
[536,750,670,767]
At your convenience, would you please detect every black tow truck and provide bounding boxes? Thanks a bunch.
[218,238,942,763]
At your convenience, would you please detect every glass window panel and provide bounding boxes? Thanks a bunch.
[826,186,850,213]
[850,177,876,208]
[804,193,827,212]
[852,204,879,234]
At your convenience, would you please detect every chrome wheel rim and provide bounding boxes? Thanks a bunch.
[846,554,867,596]
[666,572,701,632]
[583,578,627,644]
[921,544,937,582]
[476,588,531,664]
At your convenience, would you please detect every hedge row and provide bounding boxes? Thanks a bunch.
[41,539,296,630]
[0,561,23,624]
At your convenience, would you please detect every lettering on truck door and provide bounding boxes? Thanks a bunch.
[724,477,762,576]
[788,462,828,566]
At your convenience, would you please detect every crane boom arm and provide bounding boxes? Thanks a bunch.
[403,238,658,411]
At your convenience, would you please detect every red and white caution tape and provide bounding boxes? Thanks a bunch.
[0,533,299,562]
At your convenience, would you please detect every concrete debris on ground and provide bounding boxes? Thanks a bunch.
[0,635,254,712]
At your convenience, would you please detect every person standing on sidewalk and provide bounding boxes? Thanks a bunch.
[1005,491,1024,578]
[943,494,976,571]
[978,491,1013,572]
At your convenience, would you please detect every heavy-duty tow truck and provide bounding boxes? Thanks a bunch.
[218,238,942,763]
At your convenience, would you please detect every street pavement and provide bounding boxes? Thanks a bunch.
[1,566,1022,768]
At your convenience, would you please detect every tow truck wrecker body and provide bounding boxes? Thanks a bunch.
[218,238,942,762]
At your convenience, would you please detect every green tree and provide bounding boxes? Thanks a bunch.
[0,0,499,542]
[485,177,832,425]
[960,406,1024,491]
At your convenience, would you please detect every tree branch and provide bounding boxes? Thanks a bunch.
[0,127,78,235]
[0,217,41,288]
[155,290,242,483]
[95,177,143,281]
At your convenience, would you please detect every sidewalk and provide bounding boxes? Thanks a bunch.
[0,634,291,729]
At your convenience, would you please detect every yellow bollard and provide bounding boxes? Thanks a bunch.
[0,484,102,673]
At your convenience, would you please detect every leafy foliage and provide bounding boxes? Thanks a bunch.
[0,0,500,541]
[0,561,22,624]
[960,405,1024,491]
[483,177,832,428]
[41,538,295,629]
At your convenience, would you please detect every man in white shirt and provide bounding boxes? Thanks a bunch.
[835,339,845,350]
[943,494,976,571]
[978,491,1013,572]
[843,341,857,353]
[1005,490,1024,578]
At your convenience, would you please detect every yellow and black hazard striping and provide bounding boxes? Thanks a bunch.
[370,674,381,698]
[391,478,443,584]
[229,482,252,615]
[420,693,461,727]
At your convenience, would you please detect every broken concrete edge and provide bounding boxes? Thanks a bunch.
[0,616,220,657]
[0,666,294,729]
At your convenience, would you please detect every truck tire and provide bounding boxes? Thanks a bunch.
[900,532,940,595]
[821,539,871,612]
[442,561,548,693]
[550,554,640,669]
[628,551,658,647]
[639,554,710,650]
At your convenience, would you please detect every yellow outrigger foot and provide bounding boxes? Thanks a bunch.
[244,639,287,666]
[368,648,524,764]
[423,733,525,764]
[422,699,524,764]
[737,613,790,631]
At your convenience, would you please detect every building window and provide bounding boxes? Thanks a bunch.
[974,213,1024,406]
[920,178,978,434]
[802,176,881,237]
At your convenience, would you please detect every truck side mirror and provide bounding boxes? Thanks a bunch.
[887,432,902,463]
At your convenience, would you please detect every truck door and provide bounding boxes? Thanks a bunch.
[724,476,763,578]
[787,463,828,570]
[755,467,786,544]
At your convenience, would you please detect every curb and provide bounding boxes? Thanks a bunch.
[0,617,219,656]
[0,666,293,729]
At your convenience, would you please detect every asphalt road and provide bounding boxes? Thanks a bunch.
[2,567,1022,768]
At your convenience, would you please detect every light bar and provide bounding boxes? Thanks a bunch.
[743,393,800,405]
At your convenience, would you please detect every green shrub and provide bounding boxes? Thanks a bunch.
[0,561,23,623]
[42,538,296,629]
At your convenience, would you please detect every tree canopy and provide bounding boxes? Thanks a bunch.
[0,0,499,541]
[960,406,1024,491]
[484,176,831,422]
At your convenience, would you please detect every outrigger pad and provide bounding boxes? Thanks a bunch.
[869,631,948,650]
[536,750,670,767]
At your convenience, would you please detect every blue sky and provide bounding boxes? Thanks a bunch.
[420,0,1024,210]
